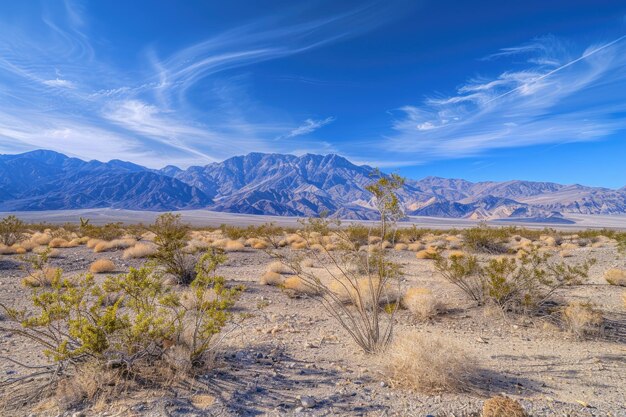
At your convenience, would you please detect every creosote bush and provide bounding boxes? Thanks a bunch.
[149,213,196,284]
[0,249,241,409]
[0,215,26,246]
[434,249,594,313]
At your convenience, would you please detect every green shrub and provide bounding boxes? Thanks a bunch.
[149,213,195,284]
[0,215,25,246]
[81,222,125,240]
[0,249,241,407]
[462,224,510,254]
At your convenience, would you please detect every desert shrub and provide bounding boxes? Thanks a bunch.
[462,224,509,254]
[149,213,195,284]
[0,215,25,246]
[482,396,527,417]
[604,268,626,286]
[482,251,594,313]
[89,259,116,274]
[0,250,240,409]
[434,253,485,304]
[401,287,444,320]
[383,330,476,393]
[562,301,603,338]
[80,222,125,241]
[435,249,594,313]
[270,174,405,353]
[20,249,64,287]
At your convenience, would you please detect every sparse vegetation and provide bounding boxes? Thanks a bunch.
[149,213,196,284]
[89,259,116,274]
[383,330,476,393]
[0,215,25,246]
[482,396,527,417]
[562,301,603,338]
[604,268,626,286]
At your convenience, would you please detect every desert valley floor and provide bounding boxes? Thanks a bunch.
[0,231,624,416]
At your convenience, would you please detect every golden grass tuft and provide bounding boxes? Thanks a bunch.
[49,238,78,248]
[22,267,63,287]
[93,238,136,253]
[300,258,315,268]
[122,243,157,259]
[407,243,425,252]
[562,301,603,338]
[89,259,116,274]
[290,241,308,250]
[401,287,445,320]
[224,240,245,252]
[482,396,527,417]
[283,276,320,295]
[415,248,438,259]
[447,250,466,258]
[394,243,408,251]
[267,261,293,274]
[260,271,284,286]
[383,330,475,393]
[30,232,52,246]
[604,268,626,286]
[329,278,400,309]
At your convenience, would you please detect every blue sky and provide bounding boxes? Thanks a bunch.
[0,0,625,188]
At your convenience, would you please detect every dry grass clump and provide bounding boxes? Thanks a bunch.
[407,242,424,252]
[93,238,136,253]
[560,242,578,250]
[604,268,626,286]
[300,258,315,268]
[402,287,445,320]
[267,261,293,274]
[415,248,438,259]
[89,259,116,274]
[394,243,408,251]
[447,250,466,258]
[122,243,157,259]
[22,267,63,287]
[482,396,527,417]
[30,232,52,246]
[283,276,320,295]
[559,250,574,258]
[0,244,24,255]
[329,278,400,309]
[260,271,284,286]
[224,240,245,252]
[290,241,308,250]
[562,301,603,338]
[383,330,475,393]
[48,238,78,248]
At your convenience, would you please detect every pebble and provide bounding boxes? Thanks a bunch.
[299,396,316,408]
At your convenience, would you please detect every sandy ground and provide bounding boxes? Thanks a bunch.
[0,239,625,416]
[1,208,626,231]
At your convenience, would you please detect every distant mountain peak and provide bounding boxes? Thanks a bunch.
[0,149,624,219]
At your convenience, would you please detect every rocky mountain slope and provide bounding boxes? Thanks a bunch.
[0,150,624,220]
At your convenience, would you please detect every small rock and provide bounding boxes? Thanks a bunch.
[299,396,316,408]
[379,381,387,388]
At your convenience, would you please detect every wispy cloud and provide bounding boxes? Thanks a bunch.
[0,1,390,167]
[382,35,626,163]
[278,116,335,139]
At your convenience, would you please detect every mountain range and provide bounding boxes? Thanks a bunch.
[0,150,624,221]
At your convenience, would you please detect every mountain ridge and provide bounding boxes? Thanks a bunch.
[0,150,624,220]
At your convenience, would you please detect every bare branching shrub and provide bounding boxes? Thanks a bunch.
[383,330,476,393]
[0,250,240,409]
[604,268,626,286]
[562,301,603,339]
[149,213,196,284]
[0,215,25,246]
[270,173,405,353]
[482,396,527,417]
